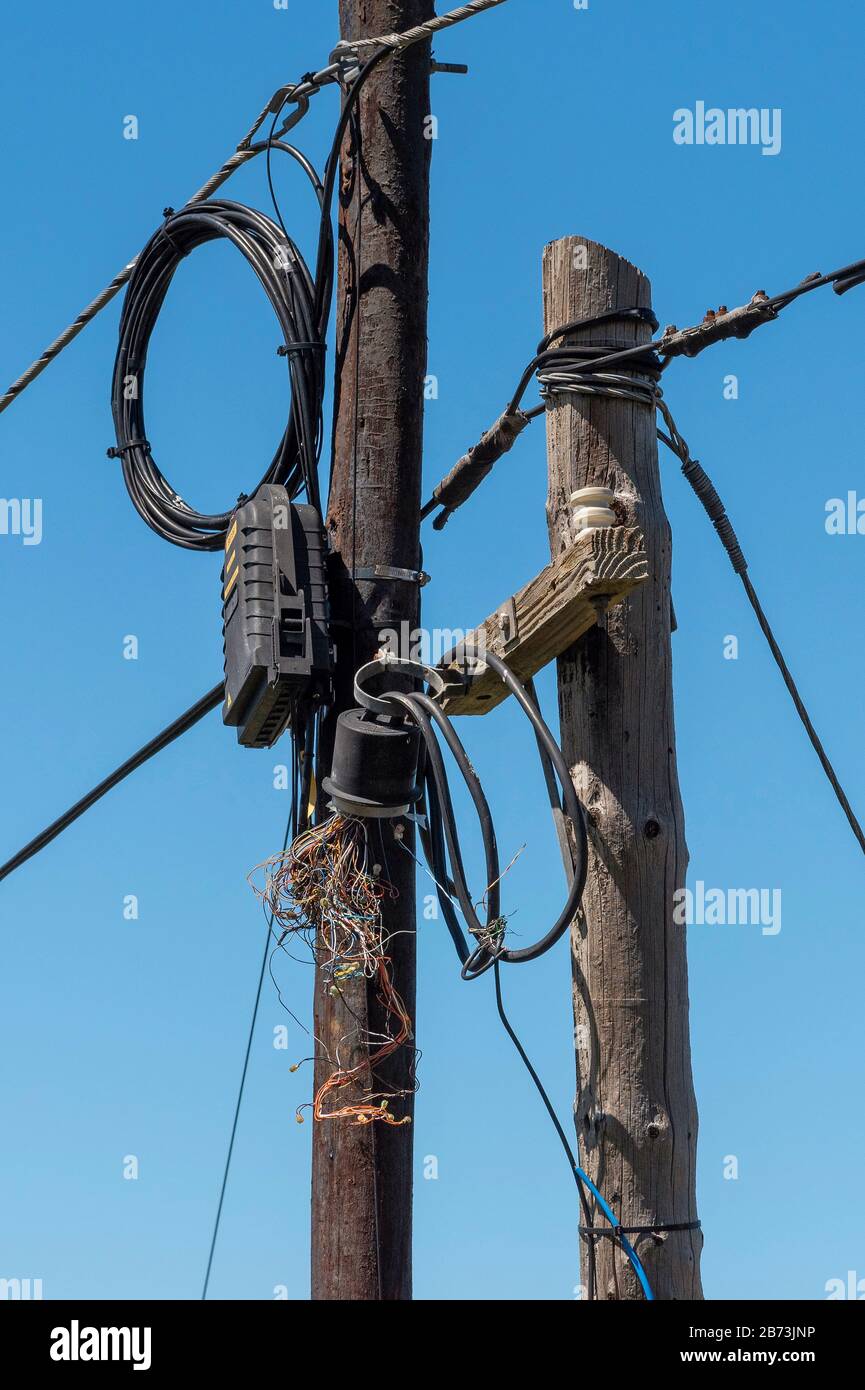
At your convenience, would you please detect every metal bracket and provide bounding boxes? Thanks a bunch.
[431,56,469,75]
[496,596,519,651]
[268,86,311,139]
[329,46,363,86]
[354,565,431,587]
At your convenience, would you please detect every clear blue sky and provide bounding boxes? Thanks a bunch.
[1,0,863,1301]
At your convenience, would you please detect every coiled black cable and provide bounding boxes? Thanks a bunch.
[110,45,393,552]
[377,653,589,978]
[111,188,326,549]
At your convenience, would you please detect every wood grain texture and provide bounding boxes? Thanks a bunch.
[311,0,434,1302]
[543,237,703,1300]
[438,526,648,715]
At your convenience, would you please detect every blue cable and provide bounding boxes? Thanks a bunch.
[492,961,654,1301]
[572,1165,654,1301]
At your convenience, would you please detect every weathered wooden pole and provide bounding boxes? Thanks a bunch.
[311,0,433,1301]
[542,237,703,1300]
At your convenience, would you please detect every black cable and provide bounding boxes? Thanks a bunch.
[507,308,662,418]
[381,655,588,977]
[201,801,295,1300]
[465,652,588,971]
[388,689,502,974]
[0,684,223,885]
[4,54,395,868]
[492,960,597,1301]
[658,413,865,858]
[111,192,326,547]
[110,46,391,555]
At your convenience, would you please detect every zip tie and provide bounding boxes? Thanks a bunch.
[107,440,151,459]
[158,208,189,259]
[277,341,327,356]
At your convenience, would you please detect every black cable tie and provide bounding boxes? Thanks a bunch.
[276,341,327,356]
[107,439,151,459]
[579,1220,701,1241]
[159,210,188,259]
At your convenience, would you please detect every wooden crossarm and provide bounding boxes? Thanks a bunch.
[436,525,648,715]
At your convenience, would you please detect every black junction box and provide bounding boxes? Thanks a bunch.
[222,484,332,748]
[322,708,422,816]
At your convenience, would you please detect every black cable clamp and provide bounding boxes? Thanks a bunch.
[107,439,151,459]
[579,1219,701,1245]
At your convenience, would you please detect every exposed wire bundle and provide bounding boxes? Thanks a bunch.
[251,814,414,1128]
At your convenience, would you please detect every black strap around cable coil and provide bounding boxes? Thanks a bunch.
[158,208,189,259]
[277,341,327,357]
[106,439,151,459]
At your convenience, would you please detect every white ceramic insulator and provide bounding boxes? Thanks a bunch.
[570,486,616,534]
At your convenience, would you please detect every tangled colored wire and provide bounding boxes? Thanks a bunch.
[250,814,414,1127]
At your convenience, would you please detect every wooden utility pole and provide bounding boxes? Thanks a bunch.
[311,0,433,1301]
[542,237,703,1300]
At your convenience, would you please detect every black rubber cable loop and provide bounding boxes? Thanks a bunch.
[381,655,588,978]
